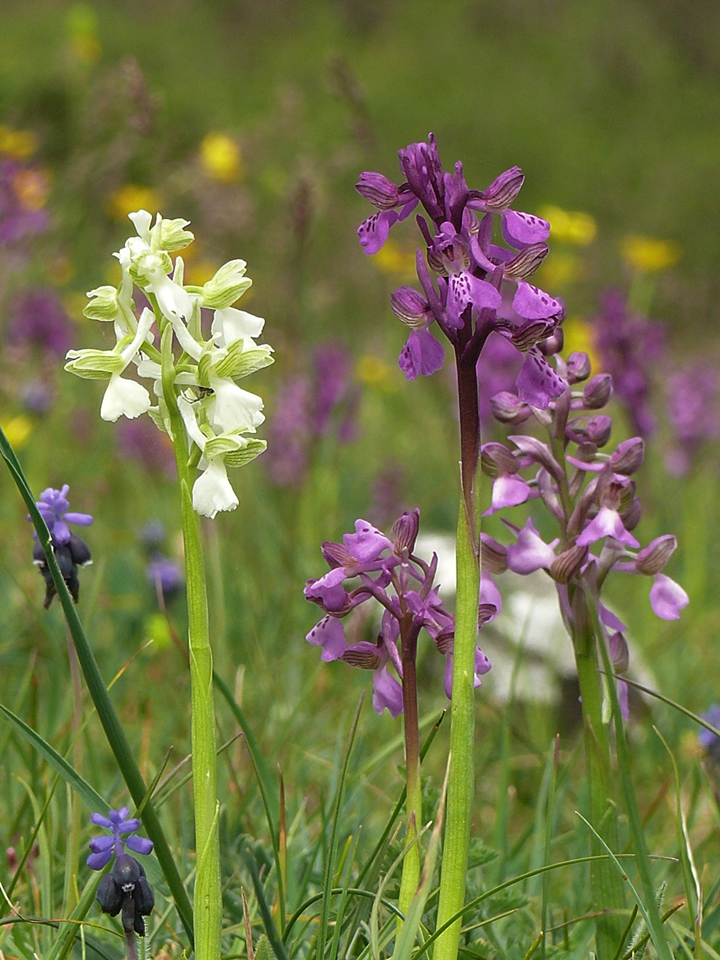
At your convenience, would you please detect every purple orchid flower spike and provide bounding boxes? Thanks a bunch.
[87,807,153,871]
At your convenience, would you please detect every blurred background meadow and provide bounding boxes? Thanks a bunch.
[2,0,720,957]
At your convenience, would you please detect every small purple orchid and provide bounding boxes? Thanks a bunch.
[477,350,687,722]
[87,807,153,871]
[304,510,492,715]
[355,134,565,411]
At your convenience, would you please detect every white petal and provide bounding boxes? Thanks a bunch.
[192,460,238,518]
[209,377,264,432]
[101,376,151,421]
[128,210,153,243]
[211,307,265,347]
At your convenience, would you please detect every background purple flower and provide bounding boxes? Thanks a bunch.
[9,288,73,357]
[665,362,720,476]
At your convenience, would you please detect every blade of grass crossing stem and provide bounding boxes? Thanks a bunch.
[356,711,445,890]
[316,695,364,960]
[527,741,555,897]
[328,831,361,960]
[47,871,103,960]
[654,727,702,936]
[283,889,404,946]
[0,426,194,946]
[370,829,428,960]
[609,675,720,744]
[241,841,291,960]
[412,853,675,960]
[591,600,673,960]
[392,763,448,960]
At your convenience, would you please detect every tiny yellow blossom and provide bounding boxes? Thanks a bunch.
[46,255,75,287]
[67,3,102,64]
[535,250,581,289]
[0,126,37,159]
[620,235,682,274]
[356,354,394,389]
[200,133,244,183]
[1,415,33,449]
[539,205,597,246]
[142,612,172,652]
[562,316,600,372]
[14,169,49,210]
[372,240,417,279]
[107,185,161,221]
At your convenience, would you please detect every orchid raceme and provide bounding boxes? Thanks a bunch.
[65,209,273,518]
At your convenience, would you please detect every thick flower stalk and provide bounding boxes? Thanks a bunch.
[356,136,564,960]
[480,350,688,956]
[66,211,274,960]
[304,509,492,918]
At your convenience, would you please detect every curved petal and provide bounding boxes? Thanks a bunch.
[125,835,154,856]
[485,474,532,515]
[649,574,689,620]
[474,647,492,686]
[63,512,94,527]
[512,282,562,321]
[480,572,503,617]
[211,307,265,348]
[372,666,404,717]
[306,616,346,661]
[501,209,550,247]
[515,349,566,409]
[101,375,151,422]
[576,506,639,548]
[357,209,398,255]
[89,836,115,853]
[344,519,393,563]
[192,459,239,518]
[209,377,265,433]
[87,849,114,871]
[398,328,445,380]
[506,519,557,574]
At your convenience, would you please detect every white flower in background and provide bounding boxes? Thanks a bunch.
[65,209,273,517]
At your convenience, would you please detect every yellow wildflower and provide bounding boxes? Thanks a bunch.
[356,354,394,389]
[372,240,417,279]
[0,126,37,159]
[200,133,244,183]
[142,612,172,652]
[14,169,49,210]
[67,3,102,64]
[1,415,33,449]
[620,235,681,273]
[107,185,161,221]
[535,250,581,289]
[539,205,597,246]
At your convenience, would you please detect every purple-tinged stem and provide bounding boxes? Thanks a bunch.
[397,616,423,920]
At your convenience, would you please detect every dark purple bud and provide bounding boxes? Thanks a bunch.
[619,497,642,530]
[608,632,629,674]
[573,441,599,462]
[610,437,644,475]
[97,873,123,916]
[321,541,355,568]
[537,326,564,356]
[480,442,518,478]
[586,416,612,447]
[341,644,382,669]
[390,508,420,556]
[390,287,433,327]
[503,242,549,281]
[355,172,400,210]
[636,534,677,575]
[481,166,525,212]
[511,319,554,352]
[490,391,533,426]
[566,352,591,383]
[550,543,588,584]
[481,533,508,574]
[478,604,497,626]
[583,374,613,409]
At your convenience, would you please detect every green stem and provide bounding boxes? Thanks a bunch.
[397,619,422,922]
[163,330,222,960]
[433,497,479,960]
[569,584,625,959]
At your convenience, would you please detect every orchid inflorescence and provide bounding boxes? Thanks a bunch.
[65,210,274,517]
[356,134,566,407]
[304,509,492,716]
[479,349,689,715]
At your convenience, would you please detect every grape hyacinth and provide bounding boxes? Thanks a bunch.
[665,362,720,476]
[89,809,155,959]
[30,484,93,607]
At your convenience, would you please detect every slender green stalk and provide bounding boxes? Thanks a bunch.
[162,328,222,960]
[0,426,194,945]
[569,584,625,959]
[433,495,479,960]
